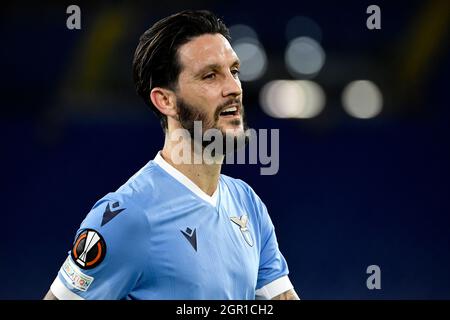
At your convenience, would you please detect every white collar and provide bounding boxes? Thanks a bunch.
[153,152,219,207]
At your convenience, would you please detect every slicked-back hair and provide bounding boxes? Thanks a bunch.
[132,10,231,130]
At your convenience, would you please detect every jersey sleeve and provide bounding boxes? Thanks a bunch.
[50,196,148,300]
[247,187,294,299]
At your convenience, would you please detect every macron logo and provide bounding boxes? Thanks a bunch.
[101,202,125,227]
[181,227,197,252]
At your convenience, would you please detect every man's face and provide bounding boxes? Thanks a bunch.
[174,33,246,141]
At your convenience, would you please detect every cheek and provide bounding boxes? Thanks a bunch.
[179,81,222,116]
[199,81,222,95]
[196,84,221,108]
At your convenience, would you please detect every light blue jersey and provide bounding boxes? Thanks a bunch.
[50,153,293,300]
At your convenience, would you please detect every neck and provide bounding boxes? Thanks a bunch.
[160,134,223,196]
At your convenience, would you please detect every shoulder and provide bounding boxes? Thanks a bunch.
[115,160,163,203]
[80,193,143,231]
[77,161,165,240]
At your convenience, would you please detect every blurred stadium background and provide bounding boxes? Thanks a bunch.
[1,0,449,299]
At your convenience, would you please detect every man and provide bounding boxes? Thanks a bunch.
[44,10,299,300]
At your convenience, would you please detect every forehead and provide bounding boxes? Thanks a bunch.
[177,33,238,73]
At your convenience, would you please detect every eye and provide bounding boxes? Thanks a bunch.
[203,73,216,80]
[231,69,240,77]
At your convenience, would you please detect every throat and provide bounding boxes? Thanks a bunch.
[160,148,221,197]
[188,167,221,196]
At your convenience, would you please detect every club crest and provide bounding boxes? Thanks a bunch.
[230,214,254,247]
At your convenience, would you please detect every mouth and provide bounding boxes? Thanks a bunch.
[219,104,241,118]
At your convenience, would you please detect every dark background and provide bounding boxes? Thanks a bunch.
[1,0,449,299]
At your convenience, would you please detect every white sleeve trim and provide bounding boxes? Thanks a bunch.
[50,276,85,300]
[255,275,294,300]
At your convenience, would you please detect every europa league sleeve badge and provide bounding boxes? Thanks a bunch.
[71,229,107,269]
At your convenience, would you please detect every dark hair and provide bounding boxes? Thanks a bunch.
[132,10,231,130]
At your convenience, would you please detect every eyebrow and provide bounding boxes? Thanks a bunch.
[195,59,241,77]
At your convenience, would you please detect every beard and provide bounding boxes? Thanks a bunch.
[176,96,249,155]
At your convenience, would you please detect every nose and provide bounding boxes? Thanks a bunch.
[222,72,242,98]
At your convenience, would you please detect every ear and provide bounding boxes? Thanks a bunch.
[150,87,178,118]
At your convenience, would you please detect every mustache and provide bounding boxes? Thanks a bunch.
[214,98,243,119]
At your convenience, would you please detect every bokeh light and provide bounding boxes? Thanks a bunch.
[285,36,325,78]
[230,24,267,82]
[260,80,325,118]
[233,39,267,82]
[342,80,383,119]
